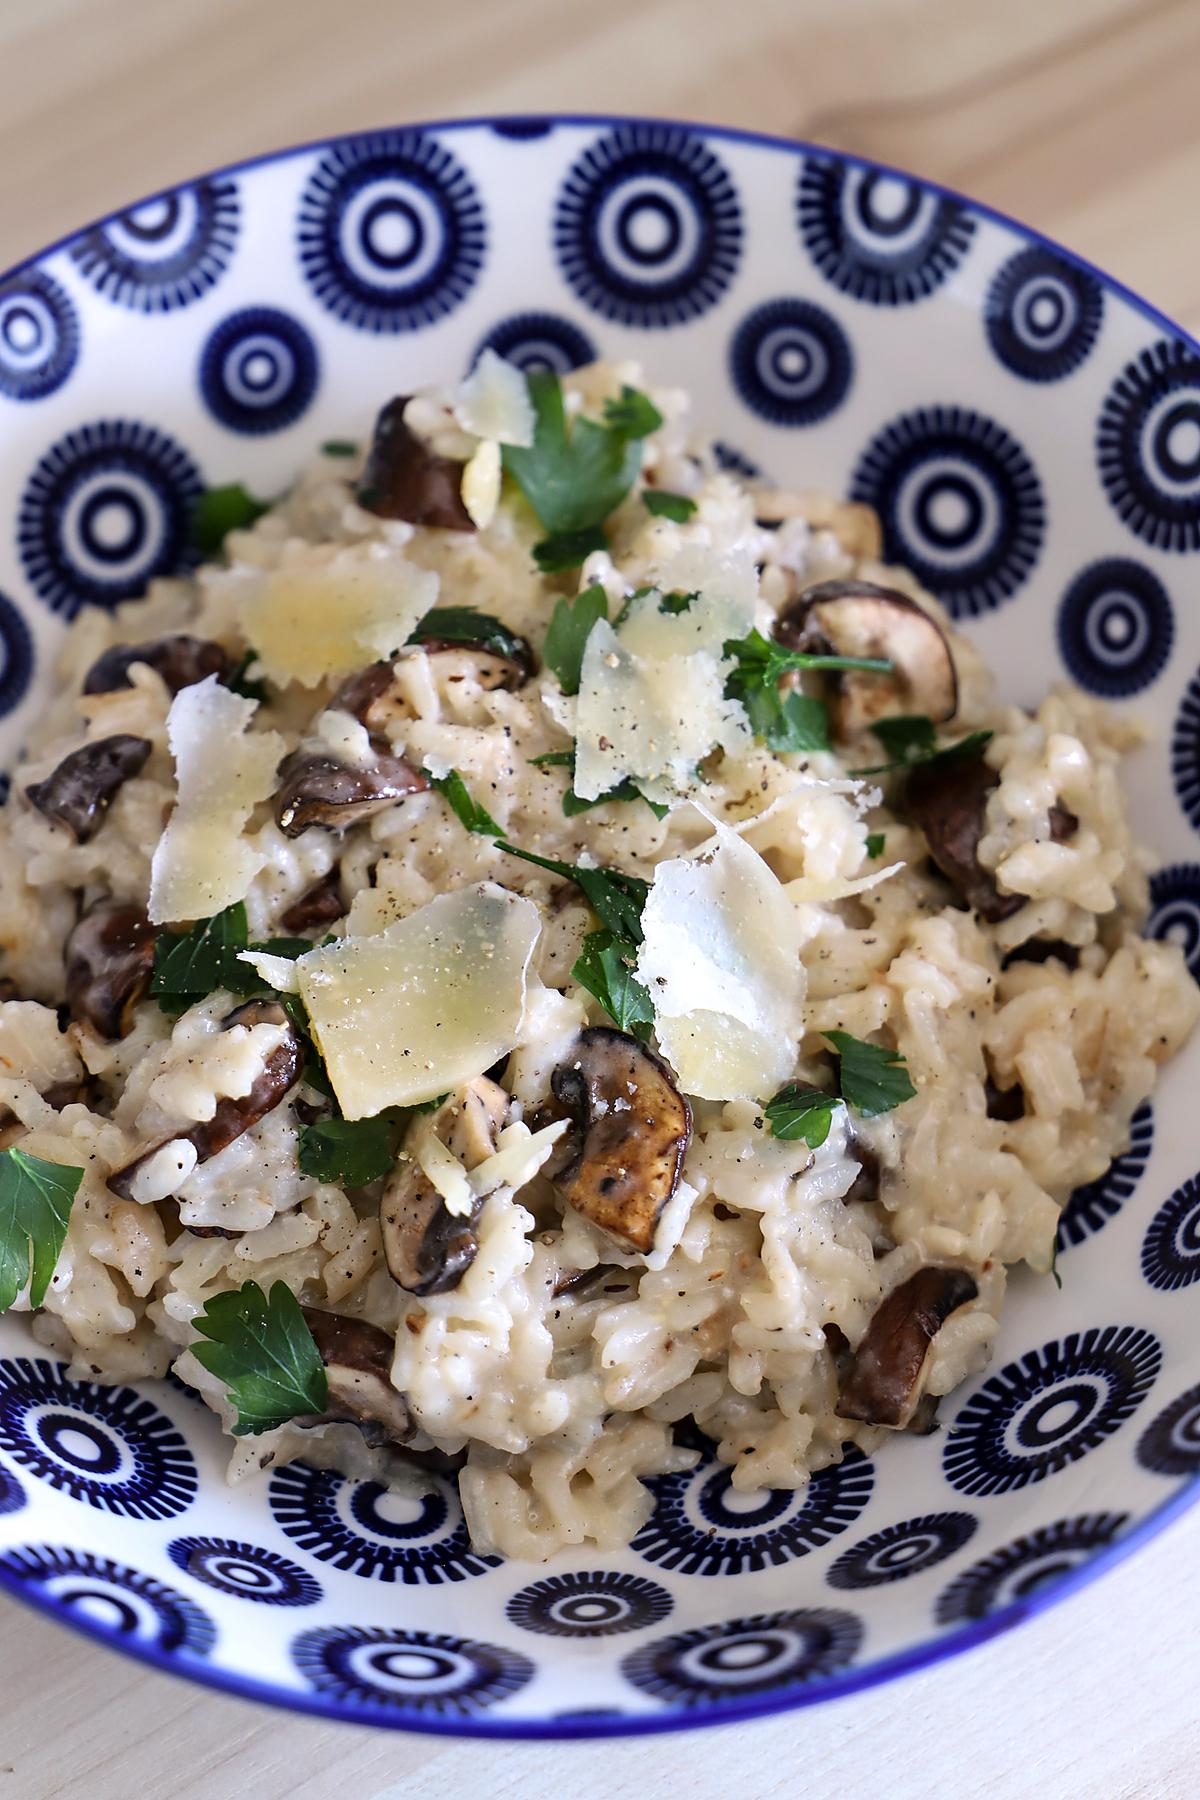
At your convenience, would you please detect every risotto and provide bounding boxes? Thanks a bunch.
[0,354,1194,1561]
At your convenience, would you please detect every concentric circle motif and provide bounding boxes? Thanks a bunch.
[1148,865,1200,972]
[934,1514,1128,1624]
[0,269,79,401]
[0,1356,197,1520]
[1170,677,1200,832]
[796,157,975,306]
[506,1570,673,1638]
[984,247,1103,383]
[729,298,853,427]
[0,1546,214,1654]
[713,440,766,483]
[0,592,34,719]
[553,123,742,327]
[631,1445,873,1576]
[942,1326,1161,1497]
[1056,558,1173,698]
[826,1512,978,1590]
[621,1608,863,1707]
[1142,1174,1200,1291]
[198,306,318,435]
[68,179,239,312]
[1097,338,1200,552]
[18,419,203,619]
[1136,1379,1200,1476]
[268,1461,499,1585]
[167,1536,321,1607]
[1056,1102,1153,1251]
[291,1625,533,1716]
[297,130,485,333]
[849,405,1044,618]
[470,310,597,375]
[0,1466,25,1517]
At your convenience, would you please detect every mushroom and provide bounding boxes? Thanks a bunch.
[82,634,231,697]
[413,641,532,693]
[905,752,1023,922]
[541,1028,692,1255]
[836,1266,979,1429]
[984,1073,1025,1122]
[355,396,474,530]
[407,614,535,693]
[280,868,346,934]
[25,736,152,842]
[301,1308,413,1445]
[775,579,958,741]
[107,998,303,1201]
[65,900,157,1039]
[380,1077,508,1295]
[329,663,403,734]
[273,746,428,837]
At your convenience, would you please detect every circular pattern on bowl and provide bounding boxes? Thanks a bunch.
[0,115,1196,1741]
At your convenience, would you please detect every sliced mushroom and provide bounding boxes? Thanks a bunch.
[775,579,957,741]
[1048,803,1079,842]
[65,899,157,1039]
[906,753,1023,923]
[355,396,474,530]
[417,641,532,692]
[25,736,152,843]
[280,868,346,934]
[380,1077,509,1295]
[273,746,428,837]
[984,1073,1025,1122]
[43,1078,92,1111]
[836,1266,979,1429]
[82,634,231,697]
[107,998,303,1201]
[542,1028,692,1255]
[844,1142,881,1204]
[184,1224,243,1240]
[302,1308,413,1445]
[1001,938,1080,971]
[407,614,534,693]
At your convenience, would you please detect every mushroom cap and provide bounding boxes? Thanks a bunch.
[837,1266,978,1429]
[273,746,428,837]
[82,634,231,698]
[355,396,474,531]
[65,899,157,1039]
[302,1308,412,1444]
[379,1078,509,1296]
[906,752,1023,922]
[776,579,958,741]
[25,735,152,843]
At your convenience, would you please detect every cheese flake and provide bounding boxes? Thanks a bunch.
[454,350,535,447]
[240,555,439,688]
[148,677,284,925]
[635,820,805,1100]
[296,882,541,1119]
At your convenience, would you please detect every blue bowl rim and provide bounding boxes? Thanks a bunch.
[0,110,1197,1741]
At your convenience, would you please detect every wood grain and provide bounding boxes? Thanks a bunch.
[0,1,1196,1794]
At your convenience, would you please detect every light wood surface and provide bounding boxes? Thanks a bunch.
[1,2,1197,1794]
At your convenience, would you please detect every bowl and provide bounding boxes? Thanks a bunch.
[0,114,1199,1740]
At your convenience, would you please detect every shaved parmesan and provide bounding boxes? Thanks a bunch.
[409,1116,474,1217]
[635,821,804,1100]
[237,950,301,994]
[620,543,758,659]
[239,555,438,688]
[454,350,534,447]
[467,1118,569,1198]
[148,678,284,925]
[296,882,541,1119]
[461,437,502,529]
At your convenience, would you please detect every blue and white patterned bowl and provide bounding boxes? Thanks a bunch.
[1,115,1200,1739]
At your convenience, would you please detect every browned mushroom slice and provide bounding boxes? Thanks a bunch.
[184,1224,243,1240]
[302,1308,413,1444]
[380,1078,508,1295]
[776,579,958,741]
[65,900,157,1039]
[82,634,231,697]
[1048,803,1079,842]
[355,396,474,530]
[418,642,532,692]
[844,1142,881,1204]
[273,747,429,837]
[906,753,1023,922]
[25,736,152,843]
[984,1073,1025,1122]
[544,1028,692,1255]
[330,662,402,733]
[280,868,346,934]
[837,1266,979,1429]
[43,1078,93,1110]
[108,999,304,1200]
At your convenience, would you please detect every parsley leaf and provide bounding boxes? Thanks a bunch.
[502,372,652,557]
[191,484,271,560]
[151,904,250,1016]
[865,832,886,859]
[573,931,654,1039]
[542,585,609,695]
[644,490,697,522]
[409,607,529,664]
[534,741,667,819]
[0,1149,83,1313]
[298,1110,407,1186]
[851,716,994,778]
[191,1280,328,1436]
[824,1030,916,1118]
[529,749,575,769]
[723,628,890,754]
[657,588,698,614]
[430,769,502,836]
[227,649,267,703]
[603,386,663,439]
[533,527,608,573]
[763,1087,839,1148]
[320,439,358,457]
[496,842,648,942]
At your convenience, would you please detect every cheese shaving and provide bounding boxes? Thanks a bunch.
[237,950,302,994]
[410,1116,474,1217]
[454,350,534,447]
[239,554,439,688]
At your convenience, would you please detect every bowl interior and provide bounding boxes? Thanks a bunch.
[0,116,1197,1737]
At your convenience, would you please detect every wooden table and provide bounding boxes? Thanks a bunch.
[1,1,1198,1793]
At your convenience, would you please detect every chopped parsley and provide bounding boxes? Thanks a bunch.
[533,526,609,574]
[644,490,697,522]
[824,1030,916,1117]
[851,715,994,778]
[657,589,698,614]
[529,749,576,769]
[723,628,891,755]
[408,607,529,665]
[191,1280,328,1436]
[865,832,886,859]
[151,904,252,1015]
[191,483,271,560]
[0,1149,84,1314]
[227,649,267,703]
[762,1087,840,1148]
[542,585,609,695]
[532,742,666,820]
[602,386,663,439]
[429,769,502,836]
[320,439,358,457]
[298,1110,408,1187]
